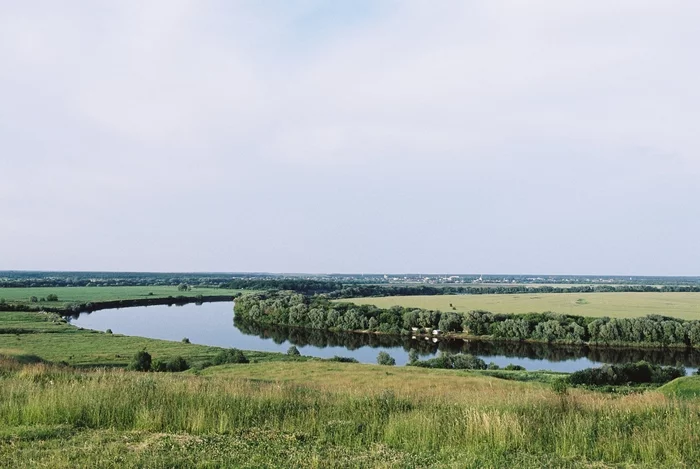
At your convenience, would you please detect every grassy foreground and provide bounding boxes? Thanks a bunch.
[0,358,698,468]
[345,292,700,320]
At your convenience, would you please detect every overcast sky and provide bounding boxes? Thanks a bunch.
[1,1,699,275]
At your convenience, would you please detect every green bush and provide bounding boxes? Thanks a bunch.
[410,352,486,370]
[212,348,249,365]
[181,337,190,344]
[127,351,152,372]
[377,352,396,366]
[326,356,359,363]
[105,329,113,334]
[568,361,685,386]
[504,364,526,371]
[46,294,59,302]
[287,346,301,356]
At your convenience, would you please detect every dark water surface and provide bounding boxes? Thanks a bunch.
[70,302,700,371]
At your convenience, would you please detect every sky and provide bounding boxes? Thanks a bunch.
[1,1,699,275]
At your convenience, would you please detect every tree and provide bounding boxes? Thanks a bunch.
[29,296,38,303]
[177,283,190,292]
[377,351,396,366]
[46,294,59,302]
[287,345,301,356]
[128,350,152,372]
[182,337,190,344]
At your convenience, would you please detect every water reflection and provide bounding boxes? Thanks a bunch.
[235,318,700,368]
[68,302,700,371]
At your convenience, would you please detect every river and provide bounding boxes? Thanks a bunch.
[69,301,699,371]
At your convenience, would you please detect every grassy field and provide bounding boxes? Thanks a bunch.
[0,286,240,309]
[0,310,288,368]
[0,358,699,468]
[3,288,700,467]
[343,292,700,320]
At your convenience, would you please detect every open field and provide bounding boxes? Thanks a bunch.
[1,289,700,467]
[343,292,700,320]
[0,286,241,309]
[0,357,699,468]
[0,310,288,368]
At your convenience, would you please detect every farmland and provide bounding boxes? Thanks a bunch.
[343,292,700,320]
[0,286,241,310]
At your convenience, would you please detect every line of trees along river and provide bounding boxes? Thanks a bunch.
[234,291,700,349]
[234,318,700,367]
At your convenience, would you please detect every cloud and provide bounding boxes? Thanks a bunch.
[0,1,698,273]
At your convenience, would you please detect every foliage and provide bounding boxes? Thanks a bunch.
[287,346,301,356]
[212,348,249,365]
[181,337,190,344]
[45,294,59,302]
[568,361,685,386]
[235,291,700,348]
[325,356,359,363]
[409,352,487,370]
[127,350,152,372]
[377,351,396,366]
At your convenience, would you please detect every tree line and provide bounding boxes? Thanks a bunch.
[234,291,700,348]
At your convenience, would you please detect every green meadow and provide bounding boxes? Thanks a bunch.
[344,291,700,320]
[0,357,699,468]
[0,286,240,309]
[1,288,700,467]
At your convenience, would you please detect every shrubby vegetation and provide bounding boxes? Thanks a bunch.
[325,356,359,363]
[568,361,685,386]
[377,351,396,366]
[235,291,700,348]
[127,350,152,372]
[212,348,249,365]
[409,352,487,370]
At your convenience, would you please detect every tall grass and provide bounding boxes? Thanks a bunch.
[1,361,699,466]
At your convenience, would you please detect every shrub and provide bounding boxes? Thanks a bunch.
[504,364,526,371]
[105,329,113,334]
[29,296,38,303]
[0,298,6,306]
[409,353,487,370]
[212,348,249,365]
[166,356,189,372]
[287,346,301,356]
[327,356,359,363]
[46,294,59,302]
[127,351,152,372]
[182,337,190,344]
[151,359,167,372]
[568,361,685,386]
[377,352,396,366]
[487,362,500,370]
[552,378,569,395]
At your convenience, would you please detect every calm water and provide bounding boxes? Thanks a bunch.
[69,302,700,371]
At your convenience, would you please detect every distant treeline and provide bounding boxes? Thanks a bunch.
[234,291,700,348]
[221,279,700,297]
